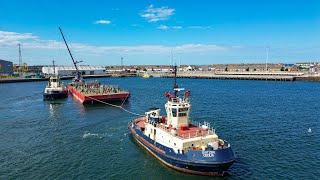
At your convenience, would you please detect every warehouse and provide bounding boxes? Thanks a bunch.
[42,65,106,76]
[0,59,13,76]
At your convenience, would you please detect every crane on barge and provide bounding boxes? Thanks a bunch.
[59,27,82,82]
[58,27,131,104]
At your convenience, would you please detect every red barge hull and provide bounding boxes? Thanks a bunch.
[68,85,130,104]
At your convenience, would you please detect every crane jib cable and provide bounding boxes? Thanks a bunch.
[86,96,143,117]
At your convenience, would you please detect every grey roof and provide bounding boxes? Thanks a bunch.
[42,65,105,71]
[0,59,13,64]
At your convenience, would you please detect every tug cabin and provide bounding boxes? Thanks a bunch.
[143,98,219,154]
[165,97,191,129]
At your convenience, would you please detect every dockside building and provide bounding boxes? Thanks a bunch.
[0,59,13,76]
[42,65,106,76]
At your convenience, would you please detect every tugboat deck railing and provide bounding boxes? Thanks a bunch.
[135,117,216,140]
[156,123,216,140]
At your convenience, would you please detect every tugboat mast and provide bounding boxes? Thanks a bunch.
[173,65,179,97]
[52,60,55,75]
[58,27,81,81]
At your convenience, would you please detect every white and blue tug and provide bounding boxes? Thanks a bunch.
[129,66,235,176]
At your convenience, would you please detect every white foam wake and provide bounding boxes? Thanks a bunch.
[82,132,102,139]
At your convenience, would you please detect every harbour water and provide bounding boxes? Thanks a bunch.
[0,78,319,179]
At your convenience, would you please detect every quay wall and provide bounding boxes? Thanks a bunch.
[0,74,112,84]
[158,71,298,81]
[2,71,320,83]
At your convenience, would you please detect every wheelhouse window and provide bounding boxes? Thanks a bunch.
[179,108,188,112]
[172,109,177,117]
[178,108,188,117]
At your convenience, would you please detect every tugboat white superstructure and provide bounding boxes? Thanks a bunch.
[129,66,235,176]
[43,60,68,100]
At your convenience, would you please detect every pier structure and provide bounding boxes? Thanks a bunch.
[160,71,303,81]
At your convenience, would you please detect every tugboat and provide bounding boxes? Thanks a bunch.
[58,27,130,104]
[129,66,235,176]
[43,60,68,100]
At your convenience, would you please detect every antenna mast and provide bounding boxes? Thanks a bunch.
[173,65,178,96]
[171,49,174,66]
[58,27,81,81]
[266,46,269,72]
[52,60,56,75]
[18,43,22,77]
[121,57,124,70]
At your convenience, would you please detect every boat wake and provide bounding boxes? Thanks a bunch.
[82,132,103,139]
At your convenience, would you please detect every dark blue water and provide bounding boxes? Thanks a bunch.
[0,78,319,179]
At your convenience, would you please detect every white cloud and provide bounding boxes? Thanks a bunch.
[94,19,111,25]
[0,31,38,46]
[188,25,213,30]
[0,30,228,55]
[141,5,175,22]
[157,25,182,30]
[172,26,182,29]
[157,25,169,30]
[175,44,227,52]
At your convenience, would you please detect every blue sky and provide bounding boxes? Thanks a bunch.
[0,0,319,65]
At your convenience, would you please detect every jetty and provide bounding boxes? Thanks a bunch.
[160,71,304,81]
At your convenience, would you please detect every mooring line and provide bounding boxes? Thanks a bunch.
[86,96,143,117]
[120,93,130,107]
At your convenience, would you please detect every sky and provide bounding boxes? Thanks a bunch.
[0,0,319,65]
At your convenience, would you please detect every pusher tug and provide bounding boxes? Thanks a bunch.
[43,60,68,100]
[129,66,235,176]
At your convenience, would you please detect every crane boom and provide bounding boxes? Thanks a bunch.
[58,27,81,80]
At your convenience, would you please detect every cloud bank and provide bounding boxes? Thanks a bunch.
[141,5,175,22]
[0,30,229,55]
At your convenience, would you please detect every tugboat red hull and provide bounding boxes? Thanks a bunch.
[67,85,130,104]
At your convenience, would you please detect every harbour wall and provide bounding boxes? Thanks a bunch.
[152,71,320,82]
[160,72,296,81]
[1,71,320,83]
[0,74,111,84]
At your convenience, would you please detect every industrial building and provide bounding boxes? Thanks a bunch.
[42,65,106,76]
[0,59,13,76]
